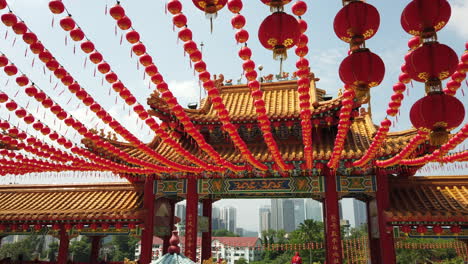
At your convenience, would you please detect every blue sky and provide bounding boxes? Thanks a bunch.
[0,0,467,230]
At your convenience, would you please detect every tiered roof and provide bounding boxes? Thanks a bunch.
[386,176,468,224]
[0,183,143,223]
[84,79,420,172]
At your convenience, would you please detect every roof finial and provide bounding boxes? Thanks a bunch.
[168,230,181,254]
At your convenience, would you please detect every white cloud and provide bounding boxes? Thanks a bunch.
[167,79,201,108]
[448,0,468,39]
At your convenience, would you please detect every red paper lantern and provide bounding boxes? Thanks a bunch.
[30,42,44,54]
[110,4,125,20]
[126,30,140,44]
[81,41,95,54]
[261,0,292,11]
[405,42,458,83]
[432,225,443,235]
[60,16,76,31]
[0,55,8,67]
[410,93,465,145]
[105,72,118,83]
[192,0,227,15]
[46,60,59,71]
[173,13,187,28]
[15,75,29,86]
[400,225,412,234]
[178,28,192,42]
[416,225,427,235]
[258,12,300,60]
[292,1,307,17]
[89,52,103,64]
[1,13,17,27]
[117,16,132,30]
[4,64,18,76]
[49,0,65,14]
[235,29,249,43]
[145,64,158,76]
[12,21,27,35]
[339,49,385,97]
[39,50,53,63]
[333,1,380,45]
[450,225,461,234]
[139,54,153,67]
[132,42,146,56]
[167,0,182,15]
[238,47,252,60]
[70,28,84,41]
[401,0,451,38]
[97,62,111,74]
[227,0,242,13]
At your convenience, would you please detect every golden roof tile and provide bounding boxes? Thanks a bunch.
[0,183,143,222]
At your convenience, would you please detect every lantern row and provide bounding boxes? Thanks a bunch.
[47,4,224,173]
[105,1,245,172]
[167,0,268,171]
[0,7,204,173]
[0,91,157,176]
[399,123,468,166]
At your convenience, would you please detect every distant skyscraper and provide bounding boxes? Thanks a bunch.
[221,206,237,233]
[270,199,283,231]
[353,199,367,227]
[282,200,295,232]
[212,206,222,230]
[304,199,322,222]
[175,203,186,223]
[259,205,271,235]
[293,199,305,228]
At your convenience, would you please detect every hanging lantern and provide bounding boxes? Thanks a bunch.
[167,0,183,15]
[258,12,301,61]
[416,225,427,235]
[450,225,461,235]
[261,0,292,12]
[227,0,243,13]
[60,16,76,31]
[400,225,412,234]
[49,0,65,14]
[410,93,465,146]
[338,49,385,99]
[401,0,451,39]
[117,16,132,30]
[126,30,140,44]
[333,1,380,46]
[4,64,18,76]
[432,225,443,235]
[405,42,458,93]
[110,4,125,20]
[192,0,227,17]
[1,13,17,27]
[12,21,28,35]
[292,1,307,17]
[70,28,85,41]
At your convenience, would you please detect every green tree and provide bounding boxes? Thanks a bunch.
[212,229,239,237]
[396,238,460,264]
[107,235,140,261]
[47,241,59,261]
[0,235,43,260]
[289,220,325,264]
[69,236,91,262]
[235,257,248,264]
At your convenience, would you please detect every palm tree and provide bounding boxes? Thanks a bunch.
[296,220,324,263]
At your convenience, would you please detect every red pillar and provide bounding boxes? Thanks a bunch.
[201,199,213,262]
[57,226,70,264]
[89,236,103,264]
[140,177,155,264]
[367,170,396,264]
[163,200,176,254]
[323,168,343,264]
[185,178,199,261]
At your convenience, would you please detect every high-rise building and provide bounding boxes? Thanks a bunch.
[270,199,283,231]
[221,206,237,233]
[304,199,322,222]
[282,200,296,232]
[259,205,271,235]
[353,199,367,227]
[293,199,305,228]
[212,206,222,230]
[175,203,186,223]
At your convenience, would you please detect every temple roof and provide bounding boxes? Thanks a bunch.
[385,176,468,224]
[148,79,336,123]
[0,183,143,223]
[106,112,417,166]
